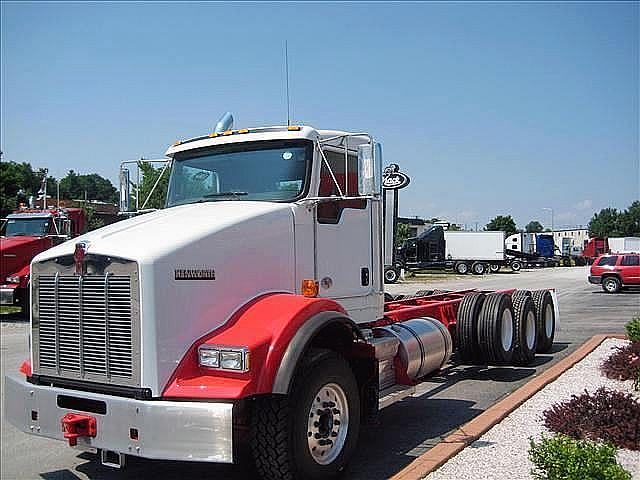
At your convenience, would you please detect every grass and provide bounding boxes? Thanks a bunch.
[0,306,22,315]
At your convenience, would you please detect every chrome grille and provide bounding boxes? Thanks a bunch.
[33,258,140,386]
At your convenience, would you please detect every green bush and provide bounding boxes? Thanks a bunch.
[529,435,631,480]
[626,316,640,342]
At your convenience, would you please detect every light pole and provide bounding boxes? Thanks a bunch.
[542,207,554,233]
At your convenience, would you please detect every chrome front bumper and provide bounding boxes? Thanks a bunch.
[0,287,15,305]
[4,374,234,463]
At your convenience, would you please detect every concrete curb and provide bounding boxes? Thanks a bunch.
[390,334,628,480]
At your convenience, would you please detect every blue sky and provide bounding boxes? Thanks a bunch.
[1,2,638,229]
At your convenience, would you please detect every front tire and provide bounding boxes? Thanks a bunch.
[602,276,621,294]
[510,260,522,272]
[384,266,399,284]
[251,349,361,480]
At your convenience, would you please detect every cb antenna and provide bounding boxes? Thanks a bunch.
[285,40,291,126]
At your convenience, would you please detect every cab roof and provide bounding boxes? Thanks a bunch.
[165,125,371,157]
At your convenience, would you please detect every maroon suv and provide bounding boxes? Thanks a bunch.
[589,253,640,293]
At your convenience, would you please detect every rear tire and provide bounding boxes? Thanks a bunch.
[456,293,486,363]
[602,276,621,294]
[455,262,469,275]
[489,264,500,273]
[477,292,515,365]
[471,262,486,275]
[531,290,555,353]
[511,291,537,365]
[251,349,360,480]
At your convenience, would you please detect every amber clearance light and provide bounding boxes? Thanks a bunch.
[301,279,319,297]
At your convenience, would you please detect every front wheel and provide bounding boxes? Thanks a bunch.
[510,260,522,272]
[251,350,361,480]
[384,266,399,284]
[602,276,621,294]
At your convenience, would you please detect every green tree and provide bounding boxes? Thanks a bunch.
[588,208,621,238]
[617,201,640,236]
[525,220,544,233]
[59,170,117,203]
[0,161,48,216]
[486,215,517,236]
[395,223,412,246]
[137,162,170,210]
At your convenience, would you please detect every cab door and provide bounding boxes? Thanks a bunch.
[314,148,378,322]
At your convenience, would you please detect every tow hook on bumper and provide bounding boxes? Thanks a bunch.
[62,413,97,446]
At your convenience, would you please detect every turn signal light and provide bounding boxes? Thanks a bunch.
[301,279,319,297]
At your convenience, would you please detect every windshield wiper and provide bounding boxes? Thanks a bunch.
[202,191,249,198]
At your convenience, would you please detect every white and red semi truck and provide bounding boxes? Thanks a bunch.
[4,121,558,479]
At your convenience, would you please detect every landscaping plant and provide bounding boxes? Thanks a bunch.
[626,316,640,343]
[542,387,640,451]
[529,435,631,480]
[600,341,640,383]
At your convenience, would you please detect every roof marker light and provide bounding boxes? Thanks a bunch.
[172,140,182,146]
[288,126,302,131]
[237,129,249,134]
[208,132,218,138]
[222,130,234,136]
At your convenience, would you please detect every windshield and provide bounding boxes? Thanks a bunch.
[3,218,51,237]
[166,140,312,207]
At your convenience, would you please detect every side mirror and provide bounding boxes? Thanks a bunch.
[119,168,130,212]
[358,142,382,196]
[62,219,71,237]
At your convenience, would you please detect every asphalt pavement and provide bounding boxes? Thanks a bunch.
[1,267,638,479]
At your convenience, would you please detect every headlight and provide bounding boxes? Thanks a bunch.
[6,275,21,284]
[198,345,249,372]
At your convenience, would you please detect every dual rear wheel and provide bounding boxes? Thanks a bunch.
[456,289,555,366]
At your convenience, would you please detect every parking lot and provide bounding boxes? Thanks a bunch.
[1,267,638,480]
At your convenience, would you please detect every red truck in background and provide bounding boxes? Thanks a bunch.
[0,208,86,315]
[580,237,609,264]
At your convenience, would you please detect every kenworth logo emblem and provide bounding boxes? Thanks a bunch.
[74,241,90,275]
[175,267,216,281]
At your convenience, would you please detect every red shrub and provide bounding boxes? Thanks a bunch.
[543,387,640,451]
[601,342,640,382]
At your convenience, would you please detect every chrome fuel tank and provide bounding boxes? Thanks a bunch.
[377,317,452,381]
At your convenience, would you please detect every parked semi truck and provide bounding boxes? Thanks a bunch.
[0,207,86,314]
[392,227,511,278]
[5,119,558,479]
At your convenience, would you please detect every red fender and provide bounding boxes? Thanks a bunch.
[162,293,347,400]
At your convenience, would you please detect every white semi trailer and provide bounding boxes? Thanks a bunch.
[608,237,640,254]
[5,118,558,479]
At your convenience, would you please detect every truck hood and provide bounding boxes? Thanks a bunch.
[1,235,50,279]
[34,201,293,264]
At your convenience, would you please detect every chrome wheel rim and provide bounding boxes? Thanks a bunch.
[307,382,349,465]
[385,270,397,282]
[526,311,536,350]
[544,304,553,336]
[604,279,616,293]
[501,309,513,352]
